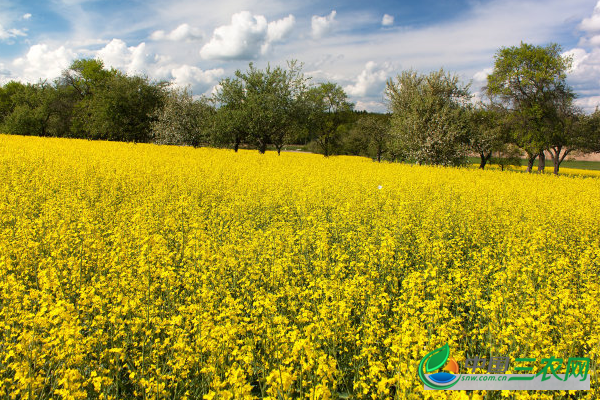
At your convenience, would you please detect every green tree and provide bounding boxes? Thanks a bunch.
[87,74,165,142]
[151,86,214,147]
[347,114,391,162]
[581,108,600,154]
[63,59,166,142]
[469,104,507,169]
[492,144,523,171]
[213,61,309,154]
[485,42,575,173]
[0,80,66,137]
[305,82,354,157]
[385,68,471,166]
[62,58,116,100]
[213,77,247,152]
[0,81,26,124]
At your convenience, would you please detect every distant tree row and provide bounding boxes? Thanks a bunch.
[1,42,600,174]
[385,42,600,174]
[0,59,165,143]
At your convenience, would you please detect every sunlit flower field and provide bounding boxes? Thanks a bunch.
[0,134,598,399]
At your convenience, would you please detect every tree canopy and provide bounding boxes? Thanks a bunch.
[485,42,580,173]
[386,68,471,166]
[1,51,599,171]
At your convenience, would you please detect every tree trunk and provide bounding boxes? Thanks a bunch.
[323,137,330,157]
[526,152,537,173]
[276,145,282,155]
[258,141,267,154]
[549,146,571,175]
[234,138,240,152]
[479,151,492,169]
[538,151,545,173]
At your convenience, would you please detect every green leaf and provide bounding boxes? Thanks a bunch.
[425,343,449,373]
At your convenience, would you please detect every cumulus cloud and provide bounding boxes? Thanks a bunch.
[170,65,225,89]
[382,14,394,27]
[262,14,295,54]
[150,23,203,42]
[266,14,295,43]
[200,11,295,60]
[470,67,493,102]
[96,39,150,75]
[473,68,492,83]
[575,95,600,110]
[0,24,27,41]
[564,48,600,94]
[563,3,600,112]
[579,1,600,34]
[311,10,336,39]
[22,13,32,20]
[355,100,386,113]
[12,44,76,82]
[344,61,392,97]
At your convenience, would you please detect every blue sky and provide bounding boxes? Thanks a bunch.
[2,0,600,112]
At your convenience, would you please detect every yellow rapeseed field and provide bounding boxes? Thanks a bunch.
[0,134,598,400]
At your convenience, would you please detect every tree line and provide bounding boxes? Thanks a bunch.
[1,42,599,174]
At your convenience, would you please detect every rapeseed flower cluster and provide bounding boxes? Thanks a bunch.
[0,134,598,399]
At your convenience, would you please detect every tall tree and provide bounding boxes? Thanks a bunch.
[151,87,214,147]
[305,82,354,157]
[213,61,309,154]
[469,104,507,169]
[350,114,391,162]
[0,80,68,137]
[385,68,471,166]
[63,59,166,142]
[485,42,575,173]
[213,77,248,152]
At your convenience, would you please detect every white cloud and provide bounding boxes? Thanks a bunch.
[170,65,225,89]
[22,13,32,20]
[355,100,386,113]
[266,14,295,43]
[563,2,600,112]
[311,10,336,39]
[200,11,295,60]
[0,23,26,41]
[150,23,203,42]
[344,61,392,97]
[262,14,295,54]
[579,1,600,34]
[382,14,394,27]
[472,67,492,83]
[470,67,493,102]
[96,39,150,75]
[12,44,76,82]
[575,95,600,110]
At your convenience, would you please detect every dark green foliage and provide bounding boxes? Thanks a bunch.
[305,82,354,157]
[1,58,166,143]
[79,74,165,142]
[213,61,311,154]
[469,104,508,169]
[344,113,391,161]
[485,42,579,174]
[491,144,523,171]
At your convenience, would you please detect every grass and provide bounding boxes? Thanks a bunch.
[468,156,600,171]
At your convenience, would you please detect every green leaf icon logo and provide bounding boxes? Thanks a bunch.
[425,343,450,373]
